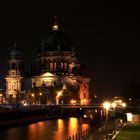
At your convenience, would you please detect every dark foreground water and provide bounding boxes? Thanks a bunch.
[0,117,95,140]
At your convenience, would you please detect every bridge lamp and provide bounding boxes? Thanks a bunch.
[103,101,111,121]
[103,101,111,111]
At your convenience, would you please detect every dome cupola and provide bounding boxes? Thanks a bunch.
[40,16,73,52]
[9,43,22,58]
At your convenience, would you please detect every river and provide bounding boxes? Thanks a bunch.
[0,117,96,140]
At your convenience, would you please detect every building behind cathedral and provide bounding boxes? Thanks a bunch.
[5,18,90,105]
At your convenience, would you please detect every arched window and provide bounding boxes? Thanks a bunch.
[54,60,56,70]
[64,62,67,70]
[48,59,50,69]
[50,62,53,70]
[61,62,64,70]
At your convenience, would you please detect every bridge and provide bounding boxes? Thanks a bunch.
[59,104,103,109]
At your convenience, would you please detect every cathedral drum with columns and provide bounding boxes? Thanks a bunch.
[5,17,90,105]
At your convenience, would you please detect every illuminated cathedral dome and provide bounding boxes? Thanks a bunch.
[32,16,77,76]
[39,16,73,53]
[41,30,73,52]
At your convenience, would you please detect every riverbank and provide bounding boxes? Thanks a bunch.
[114,122,140,140]
[0,114,60,129]
[0,106,62,129]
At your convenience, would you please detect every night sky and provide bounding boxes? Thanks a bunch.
[0,0,140,98]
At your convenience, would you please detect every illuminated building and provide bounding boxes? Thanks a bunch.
[5,17,90,104]
[5,45,24,99]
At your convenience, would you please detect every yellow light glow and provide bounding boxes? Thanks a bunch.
[13,95,16,98]
[95,109,98,113]
[103,101,111,110]
[112,102,116,108]
[57,119,64,132]
[0,94,2,97]
[69,118,77,129]
[31,94,34,97]
[83,99,87,103]
[39,93,42,96]
[81,98,88,105]
[81,124,89,130]
[56,91,62,98]
[71,100,76,104]
[84,114,88,118]
[53,25,59,31]
[116,100,122,104]
[122,103,126,108]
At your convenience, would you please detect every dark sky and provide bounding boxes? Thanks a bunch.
[0,0,140,97]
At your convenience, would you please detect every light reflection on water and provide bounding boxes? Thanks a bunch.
[0,117,92,140]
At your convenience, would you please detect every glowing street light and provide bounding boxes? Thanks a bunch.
[103,101,111,111]
[103,101,111,139]
[31,93,35,104]
[31,93,34,97]
[112,102,116,108]
[70,99,76,104]
[39,93,42,104]
[39,93,42,96]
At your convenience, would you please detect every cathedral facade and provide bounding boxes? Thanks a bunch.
[5,19,90,105]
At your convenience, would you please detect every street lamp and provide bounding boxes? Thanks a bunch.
[103,101,111,138]
[121,102,126,115]
[31,93,35,104]
[39,93,42,104]
[111,102,116,118]
[103,101,111,121]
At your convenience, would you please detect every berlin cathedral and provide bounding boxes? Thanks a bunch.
[5,17,90,105]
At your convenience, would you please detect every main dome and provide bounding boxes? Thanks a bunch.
[41,30,73,52]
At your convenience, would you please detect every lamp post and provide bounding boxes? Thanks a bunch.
[103,101,111,121]
[121,102,126,117]
[103,101,111,139]
[39,93,42,104]
[111,102,116,119]
[31,93,35,104]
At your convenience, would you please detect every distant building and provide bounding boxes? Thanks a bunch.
[5,17,90,105]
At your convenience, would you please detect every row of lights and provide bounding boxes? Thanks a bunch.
[103,100,126,110]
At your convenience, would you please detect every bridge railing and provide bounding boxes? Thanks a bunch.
[66,118,125,140]
[67,129,89,140]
